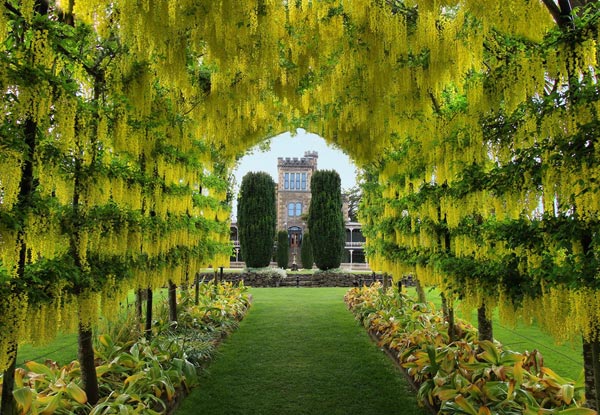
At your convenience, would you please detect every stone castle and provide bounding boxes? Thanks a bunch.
[231,151,365,268]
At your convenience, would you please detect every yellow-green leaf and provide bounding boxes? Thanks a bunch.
[13,387,33,414]
[98,334,112,348]
[435,387,459,401]
[24,361,54,378]
[66,382,87,404]
[513,360,524,386]
[557,408,598,415]
[541,367,570,384]
[454,394,479,415]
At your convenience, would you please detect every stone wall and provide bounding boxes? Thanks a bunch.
[197,271,384,288]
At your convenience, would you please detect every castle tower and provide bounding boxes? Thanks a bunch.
[276,152,318,252]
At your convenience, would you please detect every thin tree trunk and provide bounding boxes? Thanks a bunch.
[382,273,390,289]
[1,346,18,415]
[1,117,37,415]
[441,293,448,316]
[415,277,427,303]
[136,288,143,321]
[168,280,177,323]
[78,324,99,405]
[71,160,100,402]
[477,303,494,342]
[583,337,600,411]
[441,293,458,342]
[448,305,457,342]
[145,288,153,340]
[195,274,200,305]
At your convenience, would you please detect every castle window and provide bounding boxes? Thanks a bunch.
[288,202,302,217]
[296,174,300,189]
[290,173,295,190]
[302,173,307,190]
[284,173,289,189]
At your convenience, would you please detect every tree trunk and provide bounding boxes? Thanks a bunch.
[477,303,494,342]
[145,288,153,340]
[1,345,18,415]
[415,277,427,303]
[78,324,99,405]
[583,337,600,411]
[195,274,200,306]
[136,288,143,322]
[441,293,458,342]
[382,273,390,289]
[448,305,457,342]
[168,280,177,323]
[1,116,37,415]
[441,293,448,316]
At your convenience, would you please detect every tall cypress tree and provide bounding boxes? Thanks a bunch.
[308,170,345,270]
[237,172,276,268]
[276,230,289,268]
[301,232,314,270]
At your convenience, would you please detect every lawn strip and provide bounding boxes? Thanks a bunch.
[176,287,428,415]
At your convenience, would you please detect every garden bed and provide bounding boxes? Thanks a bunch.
[345,284,596,415]
[2,283,251,415]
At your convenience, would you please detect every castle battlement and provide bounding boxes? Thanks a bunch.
[277,151,318,168]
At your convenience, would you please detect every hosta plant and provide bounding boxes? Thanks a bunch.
[4,282,251,414]
[345,284,596,415]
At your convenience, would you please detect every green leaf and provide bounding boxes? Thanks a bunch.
[24,361,55,378]
[477,341,501,365]
[453,394,479,415]
[66,381,88,404]
[13,387,34,413]
[556,408,597,415]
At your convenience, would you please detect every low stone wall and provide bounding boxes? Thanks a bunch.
[197,271,384,288]
[197,272,282,287]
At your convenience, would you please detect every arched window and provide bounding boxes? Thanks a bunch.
[295,202,301,216]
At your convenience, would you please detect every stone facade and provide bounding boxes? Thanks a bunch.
[230,150,366,268]
[276,151,318,233]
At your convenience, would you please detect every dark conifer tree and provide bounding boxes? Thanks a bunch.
[307,170,345,270]
[237,172,276,268]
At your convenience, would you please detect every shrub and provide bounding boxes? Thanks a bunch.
[301,232,314,270]
[277,230,289,268]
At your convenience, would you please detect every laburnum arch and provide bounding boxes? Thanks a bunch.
[2,0,600,411]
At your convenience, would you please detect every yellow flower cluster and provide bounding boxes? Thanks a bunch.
[4,0,600,370]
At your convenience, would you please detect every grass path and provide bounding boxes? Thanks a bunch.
[176,287,428,415]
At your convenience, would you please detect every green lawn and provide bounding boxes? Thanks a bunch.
[16,284,585,411]
[176,287,428,415]
[17,289,169,366]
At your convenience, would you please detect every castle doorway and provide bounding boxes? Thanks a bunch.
[288,226,303,248]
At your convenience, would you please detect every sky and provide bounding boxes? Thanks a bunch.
[231,129,359,219]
